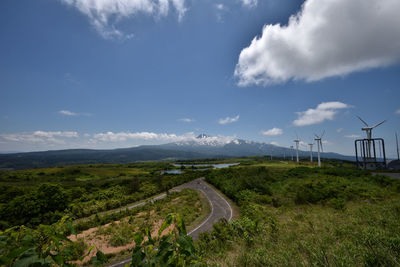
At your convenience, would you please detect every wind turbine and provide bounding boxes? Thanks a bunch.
[308,142,314,163]
[396,132,399,160]
[357,116,386,140]
[357,116,386,158]
[294,136,300,163]
[314,131,324,167]
[290,145,294,161]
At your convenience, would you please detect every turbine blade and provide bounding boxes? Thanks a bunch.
[314,133,319,138]
[320,140,324,152]
[321,130,325,138]
[372,120,386,129]
[357,116,369,127]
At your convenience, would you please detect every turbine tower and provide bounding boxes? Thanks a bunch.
[294,137,300,163]
[314,131,324,167]
[396,132,399,160]
[357,116,386,157]
[290,145,294,161]
[308,142,314,163]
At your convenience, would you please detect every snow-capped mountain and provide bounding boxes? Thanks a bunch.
[171,134,236,147]
[0,133,354,169]
[158,133,354,160]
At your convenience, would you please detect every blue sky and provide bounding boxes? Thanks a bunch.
[0,0,399,157]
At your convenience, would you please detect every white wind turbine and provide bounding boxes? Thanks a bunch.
[314,131,325,167]
[294,135,300,163]
[357,116,386,157]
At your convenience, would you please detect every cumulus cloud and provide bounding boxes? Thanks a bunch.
[0,131,79,144]
[92,131,184,142]
[396,109,400,115]
[293,101,349,126]
[344,134,362,138]
[235,0,400,86]
[241,0,257,8]
[218,115,240,125]
[91,131,236,145]
[261,127,283,136]
[59,110,78,116]
[61,0,187,39]
[270,141,279,146]
[179,118,194,123]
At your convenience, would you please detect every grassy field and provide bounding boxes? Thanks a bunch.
[1,157,399,266]
[197,161,400,266]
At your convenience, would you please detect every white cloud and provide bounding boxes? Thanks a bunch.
[337,128,343,133]
[321,140,333,146]
[91,131,236,145]
[179,118,194,123]
[0,131,79,144]
[61,0,187,40]
[33,131,78,138]
[293,101,349,127]
[270,141,279,146]
[299,141,308,148]
[261,127,283,136]
[216,3,225,10]
[395,109,400,115]
[92,131,182,142]
[218,115,240,125]
[59,110,78,116]
[235,0,400,86]
[241,0,257,8]
[344,134,361,138]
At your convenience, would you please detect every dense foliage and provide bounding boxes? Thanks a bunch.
[199,165,400,266]
[0,163,207,229]
[0,216,107,266]
[131,213,204,267]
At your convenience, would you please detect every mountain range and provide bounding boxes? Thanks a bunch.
[0,134,355,170]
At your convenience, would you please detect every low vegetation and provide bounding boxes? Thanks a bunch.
[0,163,207,229]
[197,164,400,266]
[1,158,400,266]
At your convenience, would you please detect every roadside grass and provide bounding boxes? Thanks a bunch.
[69,188,207,264]
[199,164,400,266]
[73,190,165,225]
[200,199,400,266]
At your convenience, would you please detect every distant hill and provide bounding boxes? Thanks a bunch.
[0,134,355,169]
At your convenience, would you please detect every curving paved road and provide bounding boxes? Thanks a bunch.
[108,178,233,267]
